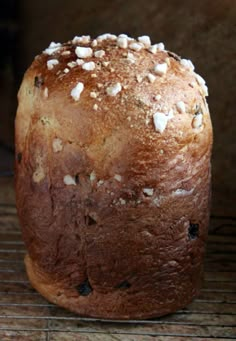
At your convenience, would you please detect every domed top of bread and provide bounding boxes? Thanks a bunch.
[16,33,211,185]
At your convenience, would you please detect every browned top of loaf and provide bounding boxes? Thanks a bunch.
[16,34,212,184]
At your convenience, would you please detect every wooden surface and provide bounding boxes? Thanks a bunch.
[0,178,236,340]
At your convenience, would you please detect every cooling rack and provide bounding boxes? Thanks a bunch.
[0,200,236,340]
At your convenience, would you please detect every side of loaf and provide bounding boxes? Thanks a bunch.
[15,34,213,319]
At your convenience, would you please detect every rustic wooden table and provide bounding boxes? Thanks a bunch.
[0,177,235,340]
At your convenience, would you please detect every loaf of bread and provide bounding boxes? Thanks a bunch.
[15,33,213,319]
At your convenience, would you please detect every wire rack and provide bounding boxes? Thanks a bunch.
[0,203,236,341]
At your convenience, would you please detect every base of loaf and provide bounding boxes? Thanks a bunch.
[25,253,202,319]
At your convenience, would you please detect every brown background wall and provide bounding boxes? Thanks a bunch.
[0,0,235,215]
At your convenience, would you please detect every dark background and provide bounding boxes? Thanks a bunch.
[0,0,235,215]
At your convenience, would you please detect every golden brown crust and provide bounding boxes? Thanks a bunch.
[25,252,203,319]
[15,34,213,319]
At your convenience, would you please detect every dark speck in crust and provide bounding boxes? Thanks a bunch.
[85,215,97,226]
[116,280,131,289]
[76,279,93,296]
[17,152,22,163]
[75,174,79,184]
[188,223,199,239]
[167,51,181,61]
[194,104,202,116]
[34,76,44,88]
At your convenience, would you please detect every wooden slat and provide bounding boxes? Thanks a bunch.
[197,291,236,303]
[208,235,236,244]
[207,243,236,253]
[0,331,46,341]
[0,315,236,338]
[0,305,52,318]
[204,272,236,282]
[161,313,236,326]
[0,244,25,251]
[0,216,19,234]
[0,317,47,330]
[49,334,236,341]
[0,261,25,271]
[0,269,28,282]
[0,205,17,216]
[204,262,236,272]
[45,318,236,337]
[205,253,236,263]
[183,301,236,314]
[210,225,236,236]
[0,282,36,294]
[0,293,47,305]
[0,234,23,242]
[0,251,26,261]
[1,310,236,327]
[203,280,236,291]
[50,334,153,341]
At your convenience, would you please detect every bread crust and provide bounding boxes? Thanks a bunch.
[15,35,212,319]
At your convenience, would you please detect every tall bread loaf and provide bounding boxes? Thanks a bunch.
[15,34,213,319]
